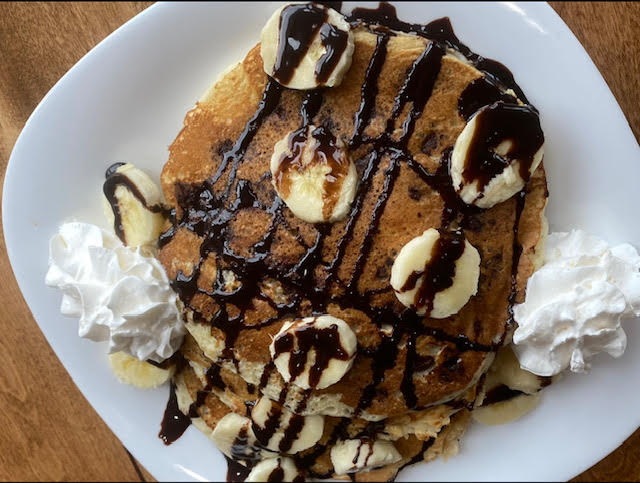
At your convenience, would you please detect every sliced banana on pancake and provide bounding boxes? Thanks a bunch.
[269,315,357,390]
[390,228,480,318]
[246,457,303,482]
[451,101,544,208]
[251,396,324,454]
[261,3,354,89]
[212,413,267,462]
[331,439,401,475]
[103,162,166,246]
[271,124,357,224]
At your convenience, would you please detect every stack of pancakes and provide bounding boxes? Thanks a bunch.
[158,25,548,481]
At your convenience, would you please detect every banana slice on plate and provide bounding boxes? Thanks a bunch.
[473,347,552,425]
[108,352,173,389]
[473,392,542,426]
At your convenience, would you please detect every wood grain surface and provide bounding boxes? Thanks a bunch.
[0,2,638,481]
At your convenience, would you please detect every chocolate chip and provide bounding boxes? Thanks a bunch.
[462,215,483,232]
[421,132,438,154]
[414,355,435,372]
[443,355,462,372]
[375,265,389,280]
[274,105,287,119]
[408,186,423,201]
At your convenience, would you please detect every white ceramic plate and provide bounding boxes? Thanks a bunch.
[4,2,640,481]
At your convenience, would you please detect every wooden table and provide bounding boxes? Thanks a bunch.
[0,2,638,481]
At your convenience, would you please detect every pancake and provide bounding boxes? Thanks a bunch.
[157,3,549,480]
[174,352,473,482]
[178,330,474,439]
[159,25,547,420]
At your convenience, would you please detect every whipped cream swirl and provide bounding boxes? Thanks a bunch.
[45,222,184,362]
[513,230,640,376]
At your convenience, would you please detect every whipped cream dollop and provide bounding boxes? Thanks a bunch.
[45,222,184,363]
[513,230,640,376]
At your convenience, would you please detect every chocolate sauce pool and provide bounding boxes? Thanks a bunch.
[158,2,546,481]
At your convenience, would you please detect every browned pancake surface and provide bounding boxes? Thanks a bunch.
[160,28,547,418]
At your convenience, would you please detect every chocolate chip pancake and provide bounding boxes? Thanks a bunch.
[157,2,549,480]
[169,332,473,481]
[159,28,546,419]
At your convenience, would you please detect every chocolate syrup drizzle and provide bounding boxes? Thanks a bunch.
[158,3,545,481]
[482,375,552,406]
[103,162,167,244]
[316,22,350,84]
[346,2,531,105]
[226,456,252,482]
[159,382,192,445]
[458,76,517,121]
[274,4,326,84]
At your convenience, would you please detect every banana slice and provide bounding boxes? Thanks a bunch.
[108,352,173,389]
[390,229,480,318]
[246,457,303,482]
[271,125,357,224]
[487,347,549,395]
[251,396,324,454]
[261,3,354,89]
[212,413,266,462]
[473,347,552,425]
[451,102,544,208]
[472,392,542,426]
[269,315,357,390]
[103,162,166,247]
[330,439,401,475]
